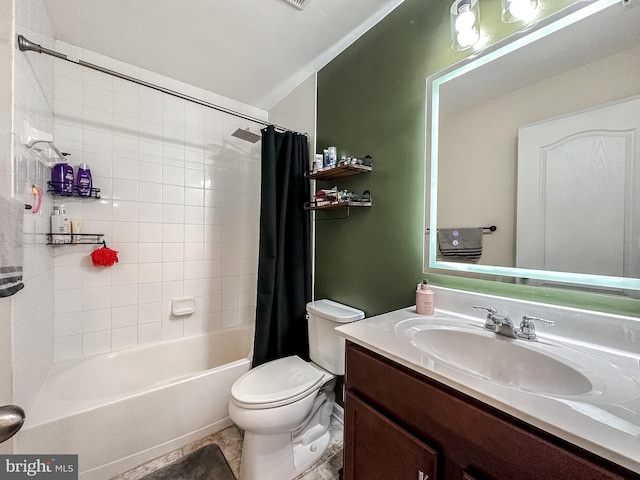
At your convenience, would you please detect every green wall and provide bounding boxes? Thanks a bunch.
[315,0,640,318]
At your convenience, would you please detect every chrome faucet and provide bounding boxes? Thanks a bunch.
[472,305,518,338]
[472,306,554,341]
[518,315,555,341]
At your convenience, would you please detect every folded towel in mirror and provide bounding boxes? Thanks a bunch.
[437,227,483,261]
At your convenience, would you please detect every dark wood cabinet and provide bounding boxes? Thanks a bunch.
[343,341,637,480]
[345,392,437,480]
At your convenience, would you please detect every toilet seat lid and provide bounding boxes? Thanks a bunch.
[231,356,325,407]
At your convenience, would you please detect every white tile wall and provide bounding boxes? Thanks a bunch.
[10,0,57,412]
[51,42,264,360]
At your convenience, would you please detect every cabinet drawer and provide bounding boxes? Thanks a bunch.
[344,392,438,480]
[345,342,633,480]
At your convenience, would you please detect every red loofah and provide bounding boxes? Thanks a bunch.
[91,246,119,267]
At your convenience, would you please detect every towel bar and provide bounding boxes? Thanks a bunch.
[426,225,497,234]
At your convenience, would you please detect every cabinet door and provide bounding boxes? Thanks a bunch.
[344,392,438,480]
[462,473,481,480]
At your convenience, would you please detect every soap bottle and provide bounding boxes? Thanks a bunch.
[50,205,71,244]
[51,163,75,196]
[416,280,435,315]
[75,163,92,197]
[327,146,337,167]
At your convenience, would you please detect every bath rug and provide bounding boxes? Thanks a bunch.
[140,444,235,480]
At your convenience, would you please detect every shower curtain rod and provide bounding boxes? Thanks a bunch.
[17,34,298,134]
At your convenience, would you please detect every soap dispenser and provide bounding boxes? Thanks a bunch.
[416,280,435,316]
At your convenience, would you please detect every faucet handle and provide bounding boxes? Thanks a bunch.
[521,315,554,327]
[519,315,554,339]
[473,306,501,331]
[472,305,497,315]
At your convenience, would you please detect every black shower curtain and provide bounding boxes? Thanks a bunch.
[252,125,312,367]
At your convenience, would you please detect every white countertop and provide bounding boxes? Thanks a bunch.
[335,303,640,474]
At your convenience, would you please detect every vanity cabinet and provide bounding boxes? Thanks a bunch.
[343,342,635,480]
[345,392,437,480]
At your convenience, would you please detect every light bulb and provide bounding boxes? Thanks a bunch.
[455,4,476,32]
[456,27,480,49]
[508,0,537,21]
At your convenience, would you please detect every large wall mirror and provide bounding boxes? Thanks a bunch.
[425,0,640,294]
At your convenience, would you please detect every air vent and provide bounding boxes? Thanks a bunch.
[283,0,309,10]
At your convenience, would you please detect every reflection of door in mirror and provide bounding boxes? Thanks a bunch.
[516,96,640,293]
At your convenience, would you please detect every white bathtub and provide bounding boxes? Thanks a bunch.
[15,326,253,479]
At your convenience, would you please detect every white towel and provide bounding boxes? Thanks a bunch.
[0,196,25,297]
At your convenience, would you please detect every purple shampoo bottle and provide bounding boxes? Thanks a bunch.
[75,163,92,197]
[51,163,74,196]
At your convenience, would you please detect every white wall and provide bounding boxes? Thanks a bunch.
[269,74,317,152]
[268,74,318,294]
[50,42,263,360]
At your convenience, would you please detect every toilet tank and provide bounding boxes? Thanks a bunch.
[306,299,364,375]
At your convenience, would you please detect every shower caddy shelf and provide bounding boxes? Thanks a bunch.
[46,233,104,245]
[46,180,103,245]
[47,181,101,199]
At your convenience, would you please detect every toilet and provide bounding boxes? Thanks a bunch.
[229,299,364,480]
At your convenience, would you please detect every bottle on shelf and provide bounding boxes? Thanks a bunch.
[50,205,71,244]
[75,163,93,197]
[51,163,74,196]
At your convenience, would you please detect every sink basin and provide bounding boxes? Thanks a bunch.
[394,317,638,399]
[411,326,592,395]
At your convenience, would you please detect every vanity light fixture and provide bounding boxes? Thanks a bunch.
[450,0,482,51]
[501,0,539,23]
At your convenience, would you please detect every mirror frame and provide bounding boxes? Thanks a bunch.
[425,0,640,291]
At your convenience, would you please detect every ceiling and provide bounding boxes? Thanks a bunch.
[42,0,405,111]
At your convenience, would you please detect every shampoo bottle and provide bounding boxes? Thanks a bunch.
[416,280,435,315]
[51,205,71,244]
[51,163,74,196]
[75,163,92,197]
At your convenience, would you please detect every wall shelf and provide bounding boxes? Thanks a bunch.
[307,164,372,180]
[47,233,104,245]
[306,156,373,219]
[304,200,372,211]
[47,181,101,199]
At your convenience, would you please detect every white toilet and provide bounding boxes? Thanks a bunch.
[229,299,364,480]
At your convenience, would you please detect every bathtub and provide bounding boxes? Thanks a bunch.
[15,326,253,479]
